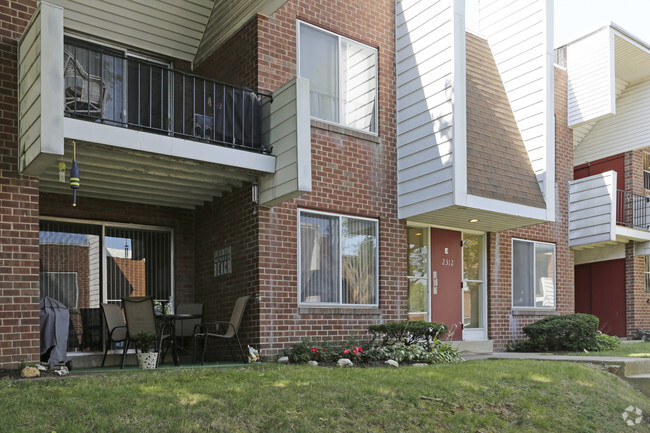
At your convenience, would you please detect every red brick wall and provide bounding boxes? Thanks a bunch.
[193,185,260,358]
[0,0,39,368]
[488,66,575,351]
[254,0,403,357]
[194,16,258,90]
[624,149,650,334]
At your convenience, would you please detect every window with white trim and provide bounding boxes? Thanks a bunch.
[512,239,556,308]
[297,21,378,133]
[645,256,650,293]
[299,210,378,305]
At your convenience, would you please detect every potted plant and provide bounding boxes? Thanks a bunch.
[134,331,158,369]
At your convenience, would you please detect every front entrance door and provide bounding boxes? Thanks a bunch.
[431,228,462,340]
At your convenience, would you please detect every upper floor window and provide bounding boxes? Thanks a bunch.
[297,21,378,134]
[512,239,556,308]
[643,152,650,189]
[299,210,378,306]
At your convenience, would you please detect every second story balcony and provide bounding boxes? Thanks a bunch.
[569,171,650,250]
[63,39,268,154]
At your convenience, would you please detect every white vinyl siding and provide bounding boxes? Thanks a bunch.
[566,27,615,127]
[299,210,378,306]
[574,80,650,165]
[479,0,553,199]
[297,22,377,133]
[396,0,456,219]
[568,171,617,247]
[18,2,64,176]
[260,77,312,206]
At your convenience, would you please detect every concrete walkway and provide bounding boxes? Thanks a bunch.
[463,351,650,397]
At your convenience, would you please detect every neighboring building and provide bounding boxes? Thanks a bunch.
[0,0,592,369]
[563,24,650,338]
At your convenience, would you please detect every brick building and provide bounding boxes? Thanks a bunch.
[4,0,637,369]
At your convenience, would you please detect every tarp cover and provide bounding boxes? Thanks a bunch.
[40,296,71,367]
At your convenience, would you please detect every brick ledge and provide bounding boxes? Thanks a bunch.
[298,306,382,316]
[511,309,560,317]
[311,119,380,144]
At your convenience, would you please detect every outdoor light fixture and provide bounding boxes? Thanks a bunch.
[251,178,259,215]
[469,218,479,223]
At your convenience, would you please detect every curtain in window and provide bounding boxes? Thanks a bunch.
[300,213,339,303]
[535,243,555,307]
[341,217,377,304]
[512,240,534,307]
[341,40,376,132]
[300,24,338,123]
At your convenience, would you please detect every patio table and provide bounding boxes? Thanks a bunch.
[156,313,201,365]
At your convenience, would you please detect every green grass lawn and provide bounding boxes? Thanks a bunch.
[569,342,650,358]
[1,360,649,432]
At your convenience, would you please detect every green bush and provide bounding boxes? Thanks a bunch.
[280,340,340,363]
[383,340,461,364]
[521,314,599,352]
[368,321,448,348]
[594,333,621,351]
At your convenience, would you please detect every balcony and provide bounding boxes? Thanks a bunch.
[569,171,650,250]
[63,39,268,154]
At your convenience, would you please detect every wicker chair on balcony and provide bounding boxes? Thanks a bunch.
[63,50,107,116]
[193,295,250,364]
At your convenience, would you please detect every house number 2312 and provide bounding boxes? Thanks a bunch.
[441,258,454,266]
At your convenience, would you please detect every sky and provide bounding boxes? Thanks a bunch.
[466,0,650,48]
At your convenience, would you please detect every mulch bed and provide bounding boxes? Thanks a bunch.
[0,367,67,380]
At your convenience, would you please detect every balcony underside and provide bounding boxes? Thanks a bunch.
[38,120,275,209]
[571,225,650,251]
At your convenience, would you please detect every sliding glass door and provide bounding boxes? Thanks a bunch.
[39,219,172,353]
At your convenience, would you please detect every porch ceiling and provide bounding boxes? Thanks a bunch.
[38,141,253,209]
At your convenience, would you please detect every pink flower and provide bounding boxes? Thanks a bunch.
[344,349,350,354]
[311,347,318,353]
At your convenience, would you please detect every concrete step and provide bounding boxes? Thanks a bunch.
[622,374,650,397]
[451,340,493,355]
[619,359,650,377]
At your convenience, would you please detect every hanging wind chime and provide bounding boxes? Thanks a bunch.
[70,141,80,206]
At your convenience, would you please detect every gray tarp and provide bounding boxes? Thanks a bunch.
[40,296,71,367]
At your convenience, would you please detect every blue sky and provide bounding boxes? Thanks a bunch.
[466,0,650,47]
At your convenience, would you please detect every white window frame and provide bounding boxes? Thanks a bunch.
[298,209,379,307]
[511,238,556,309]
[406,226,431,321]
[296,20,378,134]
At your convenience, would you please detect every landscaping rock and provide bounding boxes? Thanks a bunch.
[308,360,318,366]
[277,356,290,364]
[20,367,40,378]
[54,366,69,376]
[385,360,399,368]
[337,358,353,367]
[36,364,47,371]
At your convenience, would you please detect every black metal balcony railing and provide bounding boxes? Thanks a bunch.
[616,190,650,230]
[63,40,270,153]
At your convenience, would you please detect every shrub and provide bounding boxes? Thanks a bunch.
[368,321,448,349]
[383,340,461,364]
[134,331,157,353]
[521,314,599,352]
[280,340,339,364]
[594,333,621,352]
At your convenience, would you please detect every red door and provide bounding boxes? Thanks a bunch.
[574,259,626,337]
[430,228,462,340]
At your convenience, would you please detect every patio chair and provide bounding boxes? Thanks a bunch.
[175,303,203,350]
[100,303,127,368]
[64,49,107,116]
[121,296,171,369]
[193,295,250,365]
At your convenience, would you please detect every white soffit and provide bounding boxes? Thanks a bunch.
[194,0,288,66]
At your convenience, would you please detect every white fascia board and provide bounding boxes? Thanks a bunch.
[452,0,467,207]
[543,0,555,222]
[64,118,276,173]
[465,194,549,221]
[616,226,650,243]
